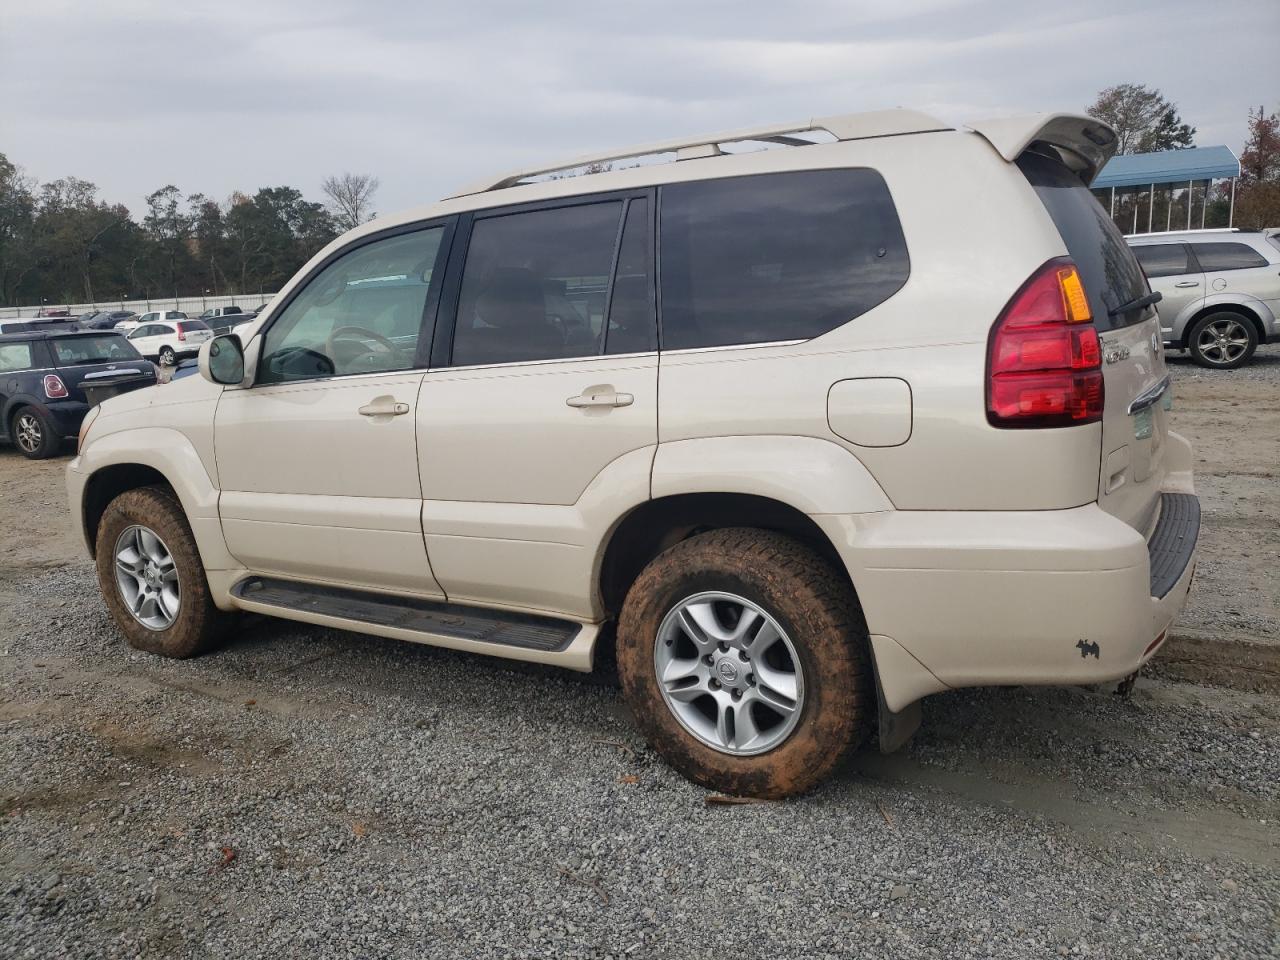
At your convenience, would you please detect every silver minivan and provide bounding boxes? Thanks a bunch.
[1127,229,1280,368]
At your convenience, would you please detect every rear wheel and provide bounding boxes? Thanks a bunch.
[617,528,872,799]
[1188,312,1257,369]
[95,486,226,658]
[10,407,59,459]
[158,345,176,366]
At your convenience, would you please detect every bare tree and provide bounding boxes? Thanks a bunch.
[321,173,380,231]
[1088,84,1196,155]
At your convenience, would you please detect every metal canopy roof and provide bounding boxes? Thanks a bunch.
[1093,145,1240,189]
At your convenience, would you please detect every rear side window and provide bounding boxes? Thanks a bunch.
[50,335,140,365]
[452,201,624,366]
[166,311,185,320]
[1191,242,1269,272]
[659,169,909,350]
[1132,243,1192,279]
[1017,152,1148,330]
[0,342,34,372]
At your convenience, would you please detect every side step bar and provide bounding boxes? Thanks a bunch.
[230,576,595,669]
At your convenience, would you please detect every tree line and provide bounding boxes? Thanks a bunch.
[0,161,379,308]
[2,88,1277,308]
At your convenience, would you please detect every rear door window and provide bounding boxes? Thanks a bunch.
[451,200,624,366]
[1131,244,1192,279]
[1190,242,1269,271]
[659,169,909,350]
[605,198,655,355]
[1016,152,1149,330]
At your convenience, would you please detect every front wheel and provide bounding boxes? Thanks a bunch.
[617,528,872,799]
[158,346,176,366]
[95,486,226,658]
[1188,312,1257,369]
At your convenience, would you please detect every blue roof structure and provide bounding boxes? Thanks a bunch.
[1093,145,1240,189]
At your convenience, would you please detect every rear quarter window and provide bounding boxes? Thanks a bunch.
[659,168,910,350]
[0,342,34,372]
[1017,152,1148,331]
[1191,242,1270,271]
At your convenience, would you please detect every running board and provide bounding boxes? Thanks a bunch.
[230,576,595,669]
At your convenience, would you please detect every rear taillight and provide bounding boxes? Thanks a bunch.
[175,322,187,341]
[986,258,1104,428]
[43,374,69,399]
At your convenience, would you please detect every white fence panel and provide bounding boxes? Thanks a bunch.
[0,293,277,320]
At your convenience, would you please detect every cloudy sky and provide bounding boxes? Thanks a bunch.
[2,0,1277,218]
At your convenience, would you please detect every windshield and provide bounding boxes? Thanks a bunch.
[49,335,142,365]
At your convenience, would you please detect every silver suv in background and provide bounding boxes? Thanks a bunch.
[1127,229,1280,368]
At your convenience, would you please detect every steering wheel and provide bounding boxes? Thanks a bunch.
[325,326,400,371]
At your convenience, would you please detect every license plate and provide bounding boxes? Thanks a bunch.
[1133,406,1153,440]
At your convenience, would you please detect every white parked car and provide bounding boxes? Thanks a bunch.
[125,317,213,365]
[116,310,187,333]
[68,109,1198,798]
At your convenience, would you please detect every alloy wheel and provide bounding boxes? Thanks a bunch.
[113,525,181,630]
[654,591,804,756]
[1197,318,1250,365]
[14,413,42,453]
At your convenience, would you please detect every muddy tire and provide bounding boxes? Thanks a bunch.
[617,528,872,799]
[94,485,226,658]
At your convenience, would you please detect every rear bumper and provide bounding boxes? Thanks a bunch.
[814,477,1198,712]
[44,400,91,439]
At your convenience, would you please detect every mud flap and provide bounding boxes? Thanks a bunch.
[869,642,921,753]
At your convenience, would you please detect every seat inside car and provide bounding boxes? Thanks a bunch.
[461,267,562,364]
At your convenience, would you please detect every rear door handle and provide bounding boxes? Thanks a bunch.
[1173,281,1199,288]
[566,386,634,409]
[358,396,410,417]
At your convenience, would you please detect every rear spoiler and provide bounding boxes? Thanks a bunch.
[967,113,1118,186]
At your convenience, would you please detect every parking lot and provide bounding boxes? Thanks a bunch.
[2,349,1278,960]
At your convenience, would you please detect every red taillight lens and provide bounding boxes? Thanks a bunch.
[43,374,69,399]
[987,258,1104,428]
[175,322,187,341]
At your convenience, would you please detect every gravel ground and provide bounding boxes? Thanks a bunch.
[2,346,1279,960]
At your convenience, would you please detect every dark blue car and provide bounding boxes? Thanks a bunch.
[0,330,157,459]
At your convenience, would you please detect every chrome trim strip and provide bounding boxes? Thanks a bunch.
[1127,374,1171,415]
[660,339,807,356]
[441,350,657,373]
[82,367,147,380]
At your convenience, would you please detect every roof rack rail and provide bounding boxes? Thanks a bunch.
[1124,227,1245,238]
[445,109,951,199]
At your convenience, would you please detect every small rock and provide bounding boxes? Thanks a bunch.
[890,884,909,900]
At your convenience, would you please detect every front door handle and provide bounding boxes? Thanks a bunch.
[358,396,410,417]
[566,385,634,409]
[1173,281,1200,288]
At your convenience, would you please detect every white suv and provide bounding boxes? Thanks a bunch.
[125,317,213,365]
[67,110,1199,797]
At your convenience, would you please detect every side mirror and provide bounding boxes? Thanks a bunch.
[199,335,245,386]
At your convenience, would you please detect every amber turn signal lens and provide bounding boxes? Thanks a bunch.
[1056,266,1092,324]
